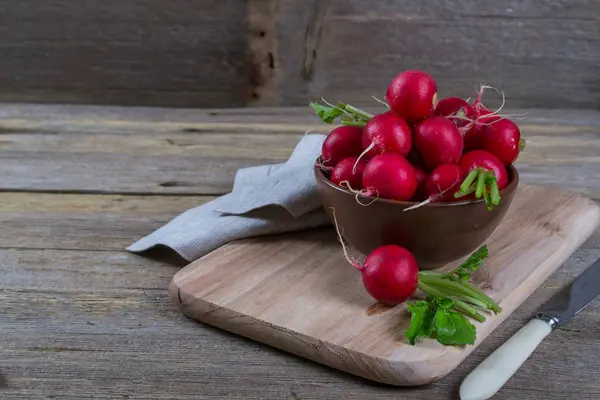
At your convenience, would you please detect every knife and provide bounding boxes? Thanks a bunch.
[459,258,600,400]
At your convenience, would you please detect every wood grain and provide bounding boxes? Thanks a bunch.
[0,190,598,399]
[0,105,599,197]
[170,185,600,386]
[1,2,599,108]
[0,0,247,108]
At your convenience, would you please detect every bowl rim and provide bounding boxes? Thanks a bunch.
[314,158,519,208]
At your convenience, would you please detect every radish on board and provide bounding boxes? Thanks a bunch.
[330,156,367,190]
[362,153,417,201]
[386,70,438,121]
[360,112,413,158]
[414,116,464,169]
[480,118,521,165]
[321,126,363,167]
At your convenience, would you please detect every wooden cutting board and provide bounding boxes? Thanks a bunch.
[169,184,600,386]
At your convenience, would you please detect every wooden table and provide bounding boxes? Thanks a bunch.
[1,104,599,399]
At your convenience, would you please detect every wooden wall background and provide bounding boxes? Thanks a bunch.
[0,0,598,109]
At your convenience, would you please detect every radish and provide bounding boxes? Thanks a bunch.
[415,116,463,169]
[424,164,466,202]
[459,150,508,190]
[435,97,474,128]
[321,126,363,167]
[455,150,509,209]
[480,119,521,165]
[359,245,419,304]
[360,112,412,158]
[386,70,438,121]
[362,153,417,201]
[464,106,501,151]
[330,156,367,190]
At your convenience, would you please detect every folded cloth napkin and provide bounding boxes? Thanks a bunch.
[127,134,332,262]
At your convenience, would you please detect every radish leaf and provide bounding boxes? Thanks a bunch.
[405,300,435,345]
[434,308,476,345]
[406,297,476,346]
[444,245,488,282]
[310,102,344,124]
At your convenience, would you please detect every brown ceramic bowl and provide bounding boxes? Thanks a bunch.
[315,161,519,269]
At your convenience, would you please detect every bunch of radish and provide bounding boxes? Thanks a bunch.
[312,70,524,211]
[310,70,524,346]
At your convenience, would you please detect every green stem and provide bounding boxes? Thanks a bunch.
[418,270,445,277]
[475,170,486,198]
[460,169,479,192]
[418,281,486,322]
[343,104,374,121]
[519,138,526,151]
[454,183,477,199]
[482,183,493,210]
[340,119,367,127]
[419,274,502,313]
[488,176,501,206]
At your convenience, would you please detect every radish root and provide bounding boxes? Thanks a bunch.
[403,173,463,212]
[352,142,375,174]
[372,95,390,109]
[330,207,363,271]
[343,182,379,206]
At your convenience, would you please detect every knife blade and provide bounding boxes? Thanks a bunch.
[460,258,600,400]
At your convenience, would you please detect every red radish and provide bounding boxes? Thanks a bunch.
[414,116,464,169]
[464,106,501,151]
[362,153,417,201]
[435,97,475,128]
[360,112,412,158]
[459,150,508,189]
[480,119,521,165]
[360,245,419,304]
[412,165,428,201]
[321,126,363,167]
[424,164,466,202]
[386,70,438,121]
[330,156,367,189]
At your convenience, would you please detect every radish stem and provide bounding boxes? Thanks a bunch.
[419,274,502,313]
[418,281,486,322]
[341,118,366,127]
[475,170,486,198]
[461,169,479,192]
[343,104,374,121]
[488,176,501,205]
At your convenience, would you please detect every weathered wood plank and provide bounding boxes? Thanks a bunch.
[0,105,599,196]
[265,0,600,109]
[0,0,247,108]
[0,1,599,109]
[1,244,599,399]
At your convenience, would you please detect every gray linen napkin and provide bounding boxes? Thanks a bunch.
[127,134,331,262]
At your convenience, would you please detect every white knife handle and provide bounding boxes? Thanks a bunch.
[460,319,553,400]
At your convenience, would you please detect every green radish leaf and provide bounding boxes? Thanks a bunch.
[405,300,435,345]
[310,102,344,124]
[433,309,477,345]
[444,245,488,282]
